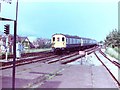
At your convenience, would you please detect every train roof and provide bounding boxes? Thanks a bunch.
[52,33,96,40]
[52,33,79,38]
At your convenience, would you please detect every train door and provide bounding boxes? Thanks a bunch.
[81,38,83,46]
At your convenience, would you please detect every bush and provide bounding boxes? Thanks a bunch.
[114,47,120,54]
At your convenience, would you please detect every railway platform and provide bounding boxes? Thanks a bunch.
[0,62,118,89]
[40,65,118,88]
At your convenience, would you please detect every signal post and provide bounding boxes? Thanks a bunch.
[4,24,10,61]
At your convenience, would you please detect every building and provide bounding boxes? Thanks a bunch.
[0,32,35,54]
[20,37,35,49]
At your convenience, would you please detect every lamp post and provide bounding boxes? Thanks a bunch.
[12,0,18,89]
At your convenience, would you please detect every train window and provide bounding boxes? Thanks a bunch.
[72,38,74,44]
[73,39,75,44]
[78,39,80,43]
[77,39,79,44]
[57,37,60,41]
[70,38,71,44]
[67,38,70,44]
[53,37,55,41]
[62,37,64,41]
[71,39,72,44]
[75,39,77,44]
[71,38,74,44]
[77,39,78,43]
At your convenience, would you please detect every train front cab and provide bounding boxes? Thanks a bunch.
[52,34,66,54]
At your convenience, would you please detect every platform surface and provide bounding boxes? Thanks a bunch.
[39,65,118,88]
[0,62,118,89]
[0,57,117,88]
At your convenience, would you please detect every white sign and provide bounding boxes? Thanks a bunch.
[0,0,16,20]
[79,51,85,55]
[1,0,12,4]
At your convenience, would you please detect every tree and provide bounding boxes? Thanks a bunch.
[105,29,120,47]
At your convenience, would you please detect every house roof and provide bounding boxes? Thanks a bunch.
[20,36,35,48]
[20,37,28,42]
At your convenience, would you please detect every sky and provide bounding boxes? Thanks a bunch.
[0,0,118,42]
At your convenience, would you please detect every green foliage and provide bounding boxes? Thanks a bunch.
[114,47,120,54]
[105,47,120,61]
[104,29,120,47]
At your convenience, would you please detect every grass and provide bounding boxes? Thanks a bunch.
[105,47,120,61]
[24,48,52,53]
[0,48,52,57]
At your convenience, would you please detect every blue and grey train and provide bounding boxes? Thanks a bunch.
[51,33,97,54]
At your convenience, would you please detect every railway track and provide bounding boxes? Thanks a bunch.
[0,51,80,70]
[0,52,57,70]
[47,46,98,64]
[94,51,120,87]
[47,52,79,64]
[99,49,120,68]
[1,46,98,70]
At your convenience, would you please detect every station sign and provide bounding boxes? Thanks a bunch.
[0,0,16,20]
[1,0,12,4]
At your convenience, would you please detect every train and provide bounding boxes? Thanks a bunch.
[51,33,97,54]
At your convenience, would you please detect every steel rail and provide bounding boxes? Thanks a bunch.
[94,52,120,87]
[0,55,57,70]
[99,50,120,68]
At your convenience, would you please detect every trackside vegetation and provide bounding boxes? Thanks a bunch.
[104,29,120,61]
[105,47,120,61]
[104,29,120,47]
